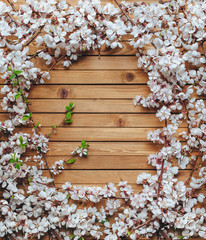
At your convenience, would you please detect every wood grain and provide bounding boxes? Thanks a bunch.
[28,85,149,99]
[0,70,148,84]
[5,0,158,8]
[0,113,164,127]
[22,127,185,141]
[43,169,205,184]
[33,56,139,70]
[47,70,148,84]
[27,99,154,113]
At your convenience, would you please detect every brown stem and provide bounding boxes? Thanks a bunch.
[6,12,20,27]
[134,217,158,230]
[113,0,135,25]
[51,230,63,240]
[42,154,56,186]
[24,26,44,47]
[47,121,64,138]
[6,0,17,12]
[22,179,27,192]
[25,102,55,185]
[29,47,48,59]
[185,151,202,186]
[7,235,16,240]
[157,119,168,199]
[158,0,171,3]
[35,180,61,190]
[49,54,67,71]
[160,230,172,240]
[200,41,206,58]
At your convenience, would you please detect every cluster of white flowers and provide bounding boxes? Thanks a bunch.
[0,0,205,239]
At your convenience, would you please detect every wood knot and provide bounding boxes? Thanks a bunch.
[126,72,134,82]
[117,118,125,127]
[60,88,68,98]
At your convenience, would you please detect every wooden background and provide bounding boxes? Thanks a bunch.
[1,0,205,239]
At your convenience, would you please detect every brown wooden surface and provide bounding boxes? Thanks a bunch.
[1,0,205,239]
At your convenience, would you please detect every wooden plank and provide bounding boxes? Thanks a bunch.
[33,56,138,70]
[35,155,157,169]
[3,100,206,114]
[46,142,160,156]
[30,155,200,170]
[43,170,204,184]
[27,113,164,127]
[27,99,153,113]
[22,127,186,141]
[0,113,187,127]
[0,70,148,84]
[28,42,137,56]
[1,85,204,100]
[27,85,148,99]
[28,85,205,99]
[5,0,157,8]
[48,70,148,84]
[32,56,206,70]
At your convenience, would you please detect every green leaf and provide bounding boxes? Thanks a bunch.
[127,230,131,236]
[16,163,20,170]
[67,158,76,164]
[52,125,56,129]
[24,97,30,104]
[66,101,75,112]
[19,136,23,144]
[13,70,22,75]
[28,177,33,184]
[20,143,27,149]
[22,115,29,121]
[34,122,40,129]
[178,236,184,239]
[15,93,21,99]
[65,119,73,124]
[13,80,19,87]
[37,147,42,153]
[9,159,15,163]
[66,112,72,120]
[10,74,15,80]
[66,193,70,199]
[81,139,86,148]
[22,113,32,121]
[69,236,76,239]
[19,136,27,148]
[7,67,12,71]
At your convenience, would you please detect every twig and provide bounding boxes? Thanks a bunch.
[6,12,20,27]
[7,235,16,240]
[157,119,168,199]
[49,231,53,240]
[160,230,172,240]
[113,0,135,25]
[47,121,64,138]
[51,230,63,240]
[25,102,55,185]
[134,217,157,230]
[29,47,48,59]
[185,150,202,186]
[49,54,67,71]
[24,26,44,47]
[6,0,17,12]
